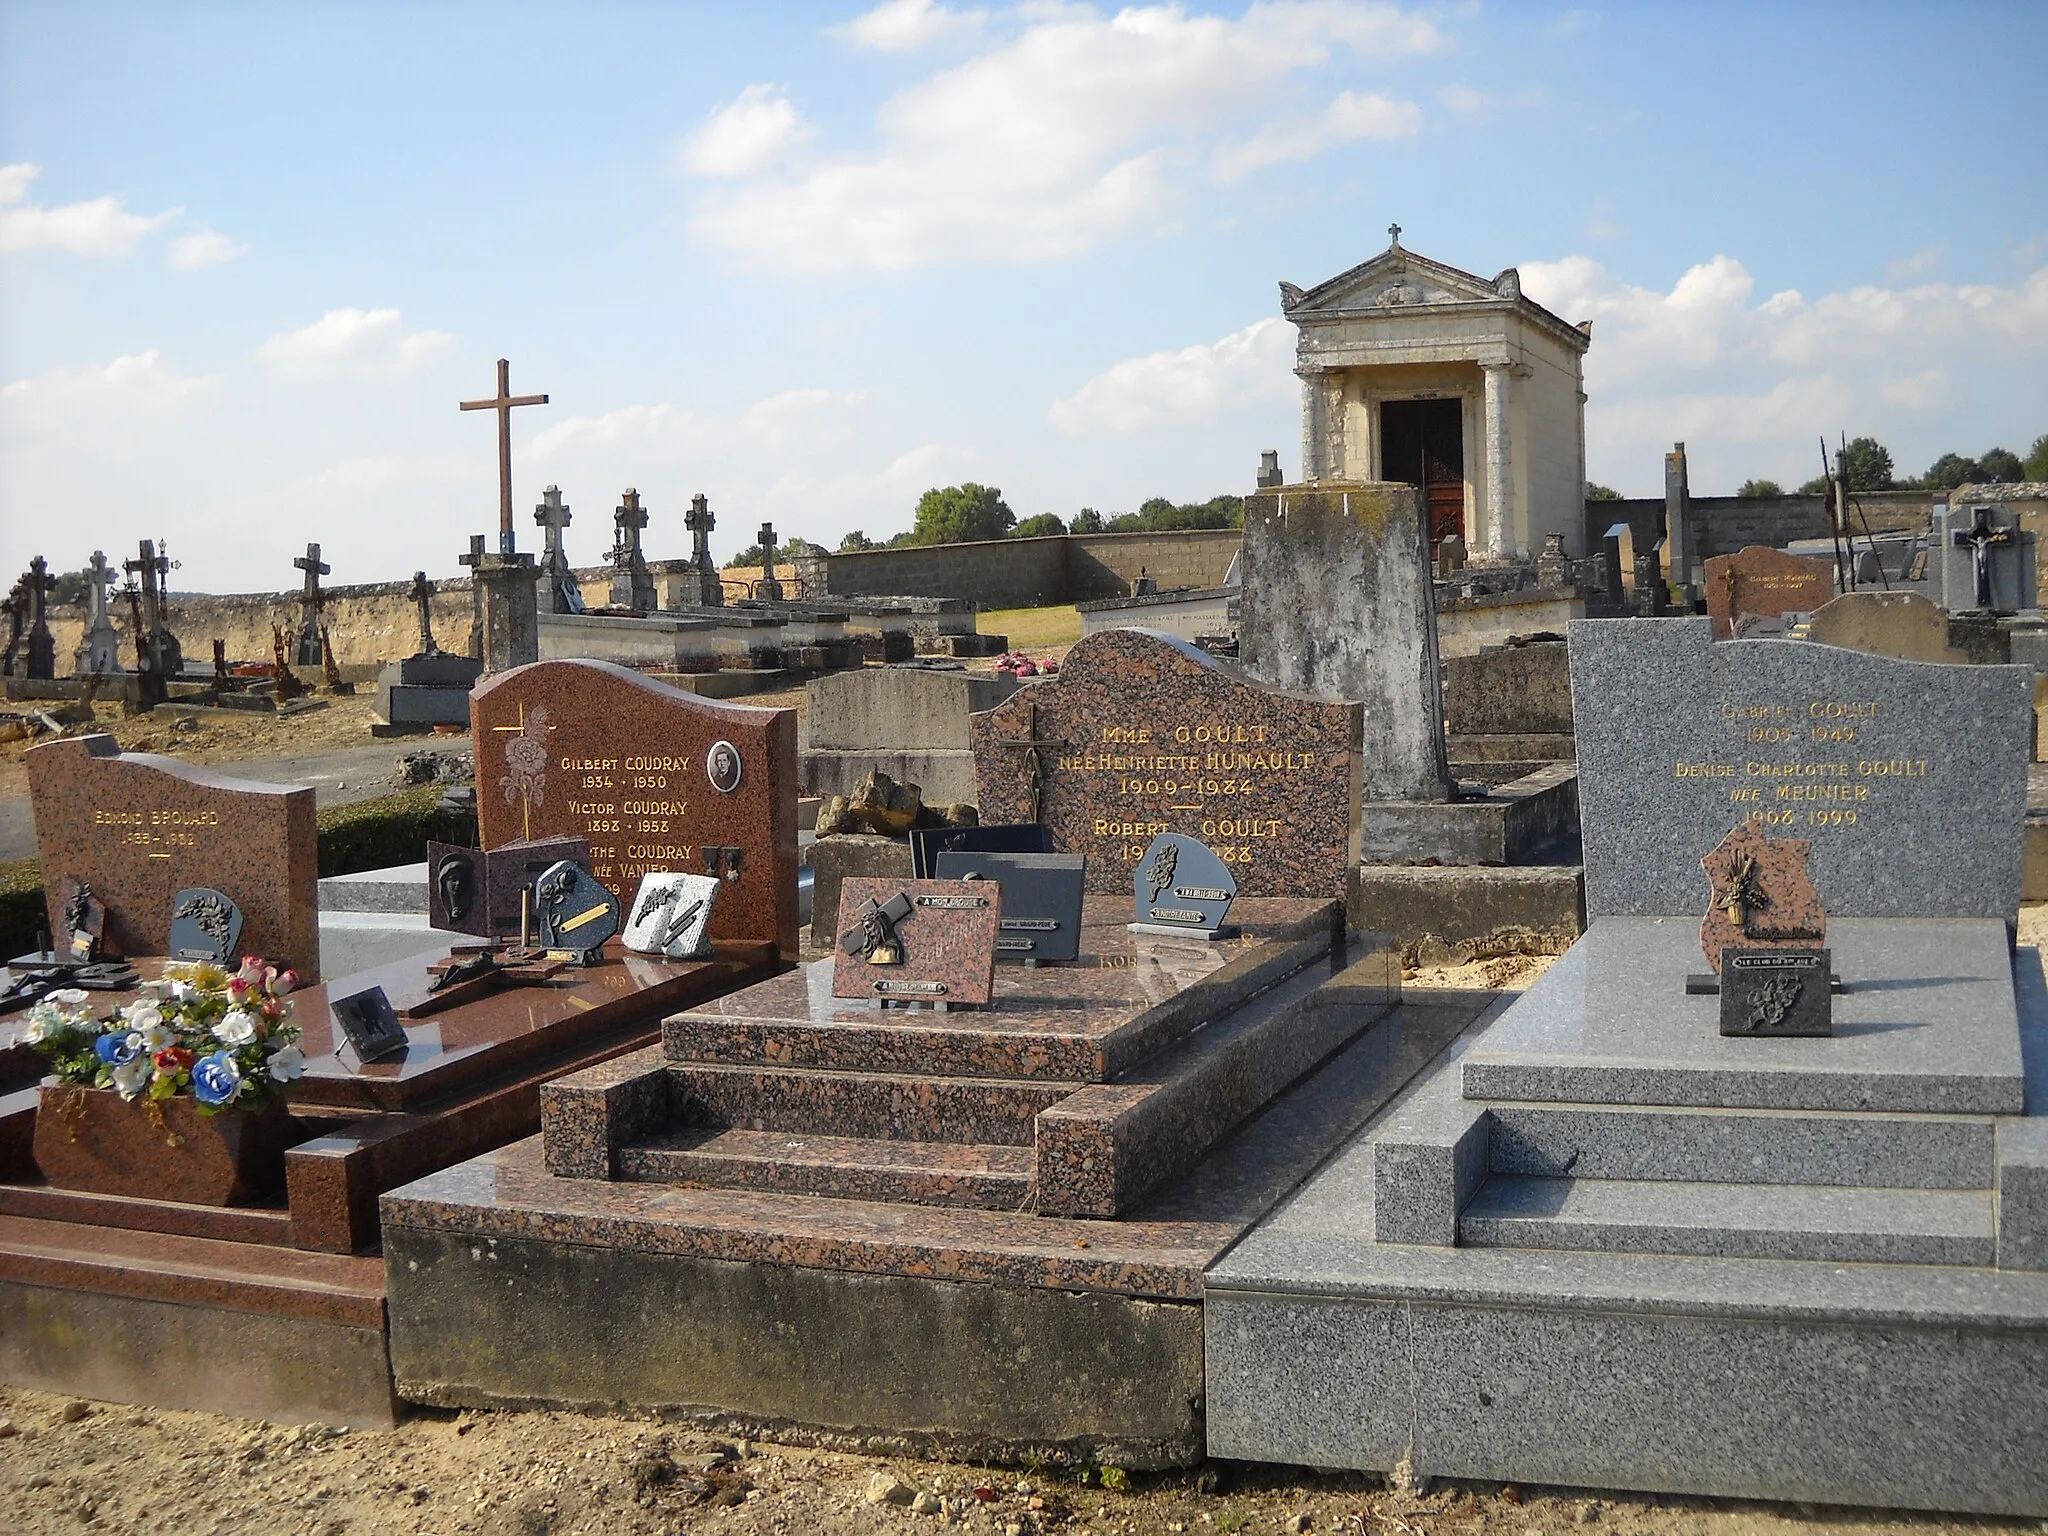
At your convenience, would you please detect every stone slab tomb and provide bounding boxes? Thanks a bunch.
[25,733,318,976]
[472,658,799,958]
[1206,615,2048,1516]
[969,627,1361,898]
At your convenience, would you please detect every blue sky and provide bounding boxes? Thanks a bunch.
[3,1,2044,590]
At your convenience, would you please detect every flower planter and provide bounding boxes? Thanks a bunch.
[31,1085,300,1206]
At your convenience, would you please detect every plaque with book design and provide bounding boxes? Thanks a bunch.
[829,877,1002,1009]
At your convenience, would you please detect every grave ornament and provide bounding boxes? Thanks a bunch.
[24,555,56,681]
[1127,832,1239,940]
[170,887,245,966]
[534,485,584,614]
[754,521,784,602]
[330,985,410,1063]
[60,877,106,961]
[829,876,1001,1009]
[933,850,1084,964]
[909,822,1054,879]
[293,542,330,667]
[532,859,621,964]
[1694,822,1832,1038]
[623,872,720,960]
[75,549,124,677]
[610,489,656,612]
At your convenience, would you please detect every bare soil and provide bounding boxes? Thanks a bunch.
[1,1386,2023,1536]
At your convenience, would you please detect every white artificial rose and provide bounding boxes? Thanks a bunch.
[265,1043,306,1082]
[49,988,89,1006]
[123,1001,164,1031]
[111,1057,152,1097]
[213,1011,260,1047]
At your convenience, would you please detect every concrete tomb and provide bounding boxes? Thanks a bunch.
[373,569,485,733]
[802,661,1019,805]
[1206,613,2048,1516]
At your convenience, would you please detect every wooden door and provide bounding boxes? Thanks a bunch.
[1380,398,1466,548]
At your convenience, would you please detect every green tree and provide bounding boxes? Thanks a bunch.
[1069,507,1105,533]
[1920,452,1983,491]
[1103,495,1246,533]
[1012,512,1067,539]
[1798,475,1829,495]
[2025,434,2048,481]
[909,483,1015,545]
[1735,479,1783,498]
[837,530,878,553]
[1585,482,1622,501]
[1836,436,1895,491]
[1979,447,2025,483]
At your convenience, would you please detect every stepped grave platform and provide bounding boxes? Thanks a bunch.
[380,896,1494,1467]
[1208,919,2048,1517]
[0,936,781,1427]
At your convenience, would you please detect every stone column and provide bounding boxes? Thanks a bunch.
[1298,370,1327,482]
[1481,363,1514,560]
[474,553,540,673]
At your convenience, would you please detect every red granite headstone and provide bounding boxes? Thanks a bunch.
[970,628,1362,898]
[25,734,318,975]
[472,659,798,959]
[1704,545,1836,640]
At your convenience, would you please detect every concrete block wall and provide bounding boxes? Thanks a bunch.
[1588,491,1941,564]
[806,528,1242,609]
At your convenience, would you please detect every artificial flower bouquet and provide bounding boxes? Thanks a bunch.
[26,956,305,1114]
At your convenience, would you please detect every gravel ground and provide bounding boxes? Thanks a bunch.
[1,1386,2030,1536]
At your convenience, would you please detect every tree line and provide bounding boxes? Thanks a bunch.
[1588,433,2045,502]
[830,484,1245,554]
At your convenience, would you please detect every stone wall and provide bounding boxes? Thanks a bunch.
[1586,490,1941,563]
[801,528,1241,608]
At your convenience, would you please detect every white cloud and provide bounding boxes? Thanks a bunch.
[0,350,219,435]
[832,0,988,51]
[1518,253,2048,491]
[0,162,176,259]
[1213,90,1418,180]
[677,84,813,177]
[683,1,1439,273]
[1436,83,1544,116]
[170,228,249,269]
[255,307,456,369]
[1049,316,1295,433]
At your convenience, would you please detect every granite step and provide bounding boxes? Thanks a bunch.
[616,1127,1034,1210]
[1459,1174,1996,1266]
[666,1062,1078,1147]
[1485,1103,1996,1191]
[664,1013,1111,1084]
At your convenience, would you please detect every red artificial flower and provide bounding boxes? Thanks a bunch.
[153,1047,195,1071]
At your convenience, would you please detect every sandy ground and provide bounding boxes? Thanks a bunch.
[0,1386,2025,1536]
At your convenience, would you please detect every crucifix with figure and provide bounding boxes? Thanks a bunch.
[1951,505,2013,612]
[460,359,549,556]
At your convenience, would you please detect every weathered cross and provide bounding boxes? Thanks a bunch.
[757,521,777,571]
[408,570,438,655]
[294,542,330,604]
[685,493,715,561]
[535,485,572,556]
[459,359,550,554]
[458,534,488,659]
[1951,504,2013,611]
[84,550,115,625]
[996,697,1069,823]
[1388,222,1402,247]
[25,556,51,629]
[614,488,648,560]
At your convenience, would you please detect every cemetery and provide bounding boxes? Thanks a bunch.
[2,226,2046,1527]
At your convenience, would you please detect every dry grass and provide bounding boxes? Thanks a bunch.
[977,604,1082,655]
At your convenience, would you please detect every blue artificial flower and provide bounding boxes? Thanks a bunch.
[94,1031,143,1067]
[191,1049,243,1107]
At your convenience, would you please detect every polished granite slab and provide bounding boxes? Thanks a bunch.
[1460,916,2024,1114]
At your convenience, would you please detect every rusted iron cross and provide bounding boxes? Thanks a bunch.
[996,697,1068,823]
[460,359,549,553]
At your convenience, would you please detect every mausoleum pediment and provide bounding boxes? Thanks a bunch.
[1280,249,1510,317]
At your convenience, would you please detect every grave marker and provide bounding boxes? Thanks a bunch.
[22,556,55,681]
[74,550,124,676]
[1703,545,1835,639]
[472,659,798,957]
[26,733,318,974]
[754,521,784,602]
[1569,616,2030,921]
[534,485,584,614]
[610,488,656,612]
[970,627,1360,897]
[293,542,330,666]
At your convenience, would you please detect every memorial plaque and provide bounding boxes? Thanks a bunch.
[1569,617,2031,921]
[25,734,318,975]
[330,985,409,1063]
[969,628,1360,898]
[829,876,1001,1008]
[1696,821,1826,972]
[169,887,245,965]
[908,822,1054,879]
[1703,546,1836,640]
[1127,832,1239,939]
[57,876,105,961]
[427,836,589,939]
[532,860,621,961]
[1720,948,1833,1038]
[933,850,1085,963]
[472,659,798,957]
[622,871,720,959]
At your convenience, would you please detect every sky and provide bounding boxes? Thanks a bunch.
[2,0,2044,592]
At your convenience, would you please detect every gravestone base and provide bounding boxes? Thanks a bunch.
[1206,920,2048,1516]
[1359,764,1580,866]
[379,899,1492,1462]
[374,652,484,732]
[1347,862,1585,953]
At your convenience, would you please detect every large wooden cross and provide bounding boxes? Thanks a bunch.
[460,359,549,553]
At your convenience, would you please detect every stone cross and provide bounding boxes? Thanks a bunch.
[122,539,177,700]
[459,534,488,660]
[84,551,114,626]
[1951,505,2012,612]
[293,542,330,666]
[534,485,583,614]
[408,570,439,655]
[23,556,55,680]
[0,578,25,678]
[755,520,784,602]
[679,493,724,606]
[459,359,549,554]
[611,489,655,612]
[1388,222,1402,248]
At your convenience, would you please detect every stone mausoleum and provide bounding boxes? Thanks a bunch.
[1282,227,1592,561]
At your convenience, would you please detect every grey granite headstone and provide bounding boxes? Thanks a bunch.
[1569,617,2030,921]
[169,887,243,965]
[533,859,621,959]
[1240,482,1452,802]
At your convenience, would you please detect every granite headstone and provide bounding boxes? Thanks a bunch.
[1703,545,1836,640]
[169,887,245,965]
[472,659,798,958]
[1127,832,1239,939]
[532,859,621,962]
[1569,617,2030,921]
[26,734,318,975]
[969,628,1361,898]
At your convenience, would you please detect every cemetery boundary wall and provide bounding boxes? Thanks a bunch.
[1586,490,1941,562]
[797,528,1243,610]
